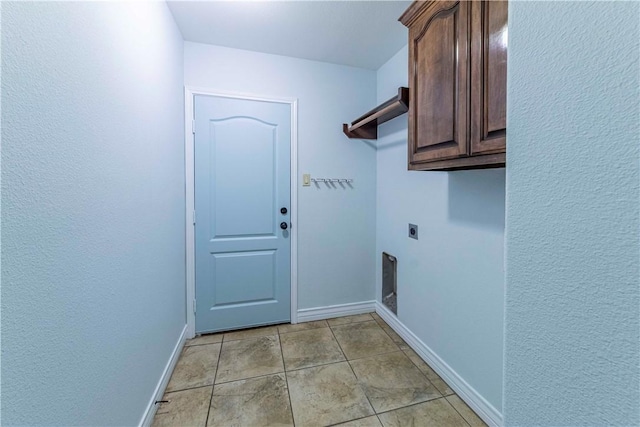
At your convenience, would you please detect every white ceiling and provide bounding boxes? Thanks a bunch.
[166,1,411,70]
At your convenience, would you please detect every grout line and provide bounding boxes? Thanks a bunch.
[205,340,224,426]
[327,326,377,415]
[278,324,330,336]
[377,321,398,338]
[374,395,447,417]
[425,378,443,397]
[223,332,279,342]
[164,383,215,394]
[400,347,431,373]
[212,369,287,386]
[328,317,376,330]
[185,341,224,347]
[325,413,378,427]
[345,364,376,416]
[184,341,222,349]
[327,320,450,418]
[222,331,280,342]
[210,331,286,385]
[376,322,409,349]
[326,325,349,364]
[374,315,456,397]
[371,315,385,326]
[164,384,213,394]
[277,333,297,427]
[207,323,285,386]
[443,395,474,427]
[285,358,348,374]
[183,319,466,426]
[396,341,453,396]
[328,319,402,362]
[400,351,447,398]
[327,320,374,328]
[346,349,404,363]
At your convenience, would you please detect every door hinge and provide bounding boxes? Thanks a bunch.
[192,210,196,225]
[192,119,196,134]
[193,299,196,315]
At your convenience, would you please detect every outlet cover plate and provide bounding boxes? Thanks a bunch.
[409,223,418,240]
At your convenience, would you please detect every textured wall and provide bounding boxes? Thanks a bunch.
[185,42,377,310]
[376,46,505,413]
[1,3,185,425]
[504,2,640,425]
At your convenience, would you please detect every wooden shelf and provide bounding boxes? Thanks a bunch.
[343,87,409,140]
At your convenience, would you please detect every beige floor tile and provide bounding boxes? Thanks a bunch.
[369,315,390,329]
[328,313,374,327]
[379,324,407,346]
[431,377,455,396]
[335,415,383,427]
[186,333,223,346]
[370,317,408,348]
[208,373,293,427]
[370,312,383,323]
[371,315,393,330]
[402,348,440,381]
[223,325,279,341]
[377,399,468,427]
[350,352,441,413]
[166,344,220,392]
[280,327,345,370]
[446,395,487,427]
[215,335,283,383]
[278,320,328,334]
[152,386,211,427]
[332,321,399,360]
[287,362,374,427]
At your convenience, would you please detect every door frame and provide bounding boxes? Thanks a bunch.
[184,87,299,339]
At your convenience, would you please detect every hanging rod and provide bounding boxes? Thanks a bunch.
[343,87,409,140]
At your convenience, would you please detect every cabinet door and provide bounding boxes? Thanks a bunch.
[408,1,469,165]
[470,0,507,155]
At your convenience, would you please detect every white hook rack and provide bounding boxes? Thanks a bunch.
[310,178,353,183]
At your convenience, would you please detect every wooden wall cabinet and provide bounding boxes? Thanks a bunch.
[400,0,508,171]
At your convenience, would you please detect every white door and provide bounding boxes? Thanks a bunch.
[194,94,291,334]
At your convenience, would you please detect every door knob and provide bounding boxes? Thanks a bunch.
[280,222,288,230]
[280,207,288,215]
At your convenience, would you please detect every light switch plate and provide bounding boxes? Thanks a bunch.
[408,224,418,240]
[303,174,310,186]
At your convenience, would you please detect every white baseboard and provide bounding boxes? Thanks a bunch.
[375,302,503,427]
[297,300,376,322]
[139,325,187,427]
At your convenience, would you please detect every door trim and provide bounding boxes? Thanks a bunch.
[184,87,299,339]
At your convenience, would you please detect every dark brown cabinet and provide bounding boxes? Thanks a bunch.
[400,0,508,171]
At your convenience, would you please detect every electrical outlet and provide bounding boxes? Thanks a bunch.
[408,224,418,240]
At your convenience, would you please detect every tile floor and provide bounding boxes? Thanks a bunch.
[152,313,487,427]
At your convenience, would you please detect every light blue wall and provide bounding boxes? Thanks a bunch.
[504,2,640,426]
[376,46,505,413]
[185,42,377,310]
[1,3,186,425]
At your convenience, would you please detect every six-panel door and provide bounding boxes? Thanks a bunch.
[194,95,291,334]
